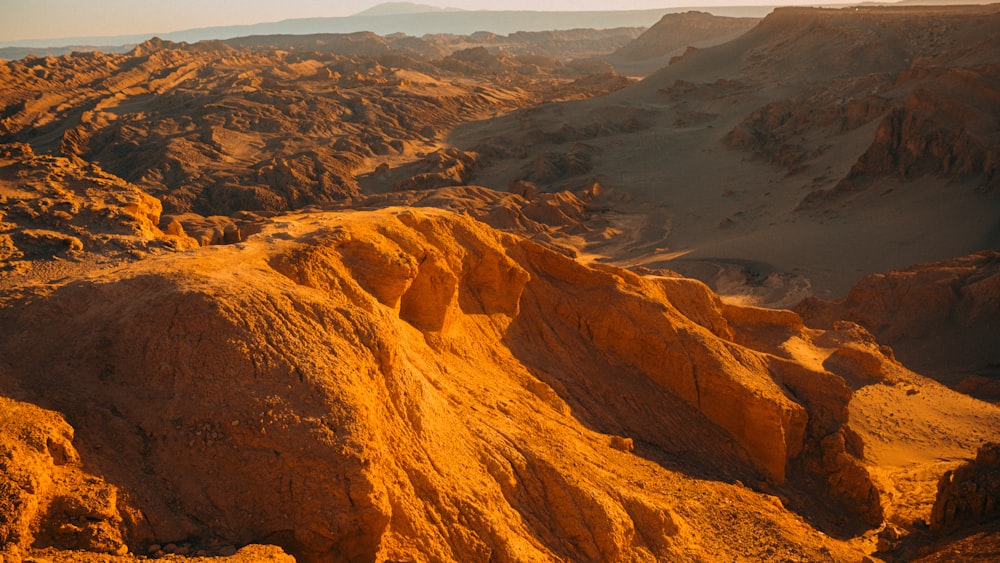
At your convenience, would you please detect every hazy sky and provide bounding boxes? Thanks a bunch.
[0,0,830,42]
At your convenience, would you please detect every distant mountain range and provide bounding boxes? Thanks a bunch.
[0,3,776,57]
[354,2,464,16]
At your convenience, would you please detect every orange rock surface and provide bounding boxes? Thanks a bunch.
[3,205,998,561]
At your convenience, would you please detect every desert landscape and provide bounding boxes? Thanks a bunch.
[1,2,999,562]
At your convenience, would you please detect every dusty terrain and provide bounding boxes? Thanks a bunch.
[2,5,1000,563]
[0,33,635,218]
[448,4,1000,303]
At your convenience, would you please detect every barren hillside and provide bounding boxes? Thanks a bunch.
[605,11,760,76]
[4,195,999,562]
[449,4,1000,302]
[0,35,632,217]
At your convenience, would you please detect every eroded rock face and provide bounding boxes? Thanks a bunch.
[0,397,131,555]
[0,208,903,560]
[796,250,1000,399]
[845,73,999,191]
[0,143,194,263]
[659,5,1000,205]
[797,250,1000,341]
[392,148,480,191]
[0,38,633,217]
[726,75,893,174]
[801,65,1000,205]
[931,443,1000,535]
[326,184,601,256]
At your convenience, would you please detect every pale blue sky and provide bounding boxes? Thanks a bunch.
[0,0,831,42]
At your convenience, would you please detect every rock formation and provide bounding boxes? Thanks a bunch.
[715,6,1000,201]
[0,143,194,266]
[796,250,1000,400]
[4,201,998,561]
[607,11,759,75]
[931,442,1000,536]
[0,35,633,218]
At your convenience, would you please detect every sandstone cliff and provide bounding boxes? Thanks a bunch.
[931,442,1000,536]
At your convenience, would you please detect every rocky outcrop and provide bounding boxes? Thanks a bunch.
[726,77,893,173]
[0,35,632,217]
[508,245,807,483]
[677,6,1000,200]
[514,143,599,190]
[931,443,1000,535]
[796,250,1000,399]
[833,68,1000,195]
[159,212,266,247]
[796,250,1000,342]
[0,143,194,263]
[0,207,910,561]
[0,396,130,555]
[392,148,480,191]
[721,306,885,526]
[0,393,293,561]
[328,184,604,256]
